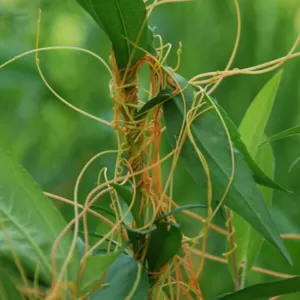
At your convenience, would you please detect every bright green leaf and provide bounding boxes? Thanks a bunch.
[163,73,291,264]
[261,124,300,144]
[212,98,288,193]
[79,251,121,296]
[76,0,148,69]
[239,70,283,156]
[90,255,149,300]
[0,141,80,286]
[214,276,300,300]
[232,72,282,279]
[146,222,182,273]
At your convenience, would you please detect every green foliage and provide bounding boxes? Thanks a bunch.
[1,0,300,299]
[76,0,148,69]
[135,89,172,120]
[262,125,300,144]
[90,255,149,300]
[79,251,122,296]
[215,276,300,300]
[163,73,291,264]
[232,71,283,279]
[112,183,143,228]
[146,222,182,274]
[0,141,80,285]
[0,272,23,300]
[212,98,288,192]
[239,71,282,156]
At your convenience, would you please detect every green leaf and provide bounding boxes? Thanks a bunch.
[232,142,276,280]
[79,251,121,296]
[163,73,291,264]
[239,70,283,156]
[135,89,172,120]
[214,276,300,300]
[0,141,80,285]
[261,125,300,144]
[125,225,156,254]
[155,204,206,222]
[90,255,149,300]
[231,72,282,279]
[212,100,288,193]
[146,222,182,273]
[0,272,23,300]
[76,0,148,69]
[112,183,143,228]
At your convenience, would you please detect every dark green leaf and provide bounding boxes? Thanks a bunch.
[90,255,149,300]
[125,225,156,254]
[76,0,148,69]
[261,125,300,144]
[215,276,300,300]
[135,89,172,120]
[163,73,291,264]
[0,272,23,300]
[0,141,80,285]
[79,251,121,296]
[146,222,182,273]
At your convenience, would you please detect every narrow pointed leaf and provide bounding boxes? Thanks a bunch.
[261,125,300,144]
[215,276,300,300]
[135,89,172,120]
[239,70,282,155]
[0,141,80,285]
[211,99,288,193]
[90,255,149,300]
[76,0,148,69]
[155,204,206,222]
[232,72,282,277]
[163,73,291,264]
[233,142,276,276]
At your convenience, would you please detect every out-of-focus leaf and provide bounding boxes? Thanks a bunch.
[289,156,300,173]
[79,251,121,296]
[261,125,300,144]
[163,73,291,264]
[0,141,80,285]
[90,255,149,300]
[0,272,23,300]
[146,222,182,273]
[215,276,300,300]
[76,0,148,69]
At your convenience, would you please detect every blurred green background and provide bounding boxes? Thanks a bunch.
[1,0,300,299]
